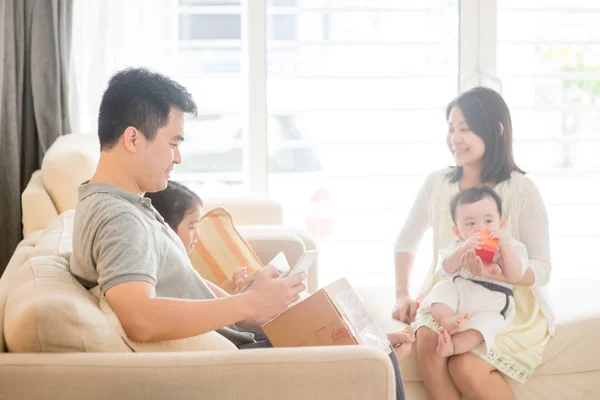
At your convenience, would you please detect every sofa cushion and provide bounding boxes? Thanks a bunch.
[190,207,264,285]
[89,287,238,352]
[41,134,99,214]
[4,255,131,353]
[29,210,75,260]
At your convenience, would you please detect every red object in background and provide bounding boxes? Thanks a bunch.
[305,187,332,237]
[475,229,499,264]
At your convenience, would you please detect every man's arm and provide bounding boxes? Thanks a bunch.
[203,279,266,330]
[106,267,306,342]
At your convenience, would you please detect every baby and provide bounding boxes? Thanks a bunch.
[419,186,528,357]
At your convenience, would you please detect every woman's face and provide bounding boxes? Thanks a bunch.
[176,204,202,255]
[446,106,486,168]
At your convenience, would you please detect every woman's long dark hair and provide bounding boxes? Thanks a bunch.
[446,87,525,184]
[144,180,203,231]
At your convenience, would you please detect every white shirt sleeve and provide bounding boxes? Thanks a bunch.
[394,171,440,254]
[516,177,551,287]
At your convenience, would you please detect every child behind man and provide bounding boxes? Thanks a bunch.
[144,180,251,294]
[419,186,528,357]
[146,180,416,359]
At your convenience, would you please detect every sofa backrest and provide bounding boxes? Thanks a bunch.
[42,134,101,213]
[22,133,284,236]
[22,134,99,235]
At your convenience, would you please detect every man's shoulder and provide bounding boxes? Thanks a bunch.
[75,192,147,229]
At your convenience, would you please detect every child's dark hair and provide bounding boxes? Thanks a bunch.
[144,181,203,231]
[450,186,502,225]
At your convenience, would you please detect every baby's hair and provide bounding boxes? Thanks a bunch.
[450,186,502,225]
[144,181,203,231]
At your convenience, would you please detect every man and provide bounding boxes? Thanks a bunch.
[69,68,408,399]
[69,68,304,347]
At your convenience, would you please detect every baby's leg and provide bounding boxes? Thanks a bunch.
[431,303,470,335]
[436,327,483,357]
[448,329,484,355]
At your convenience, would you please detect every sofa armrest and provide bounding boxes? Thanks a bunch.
[239,226,319,293]
[0,346,395,400]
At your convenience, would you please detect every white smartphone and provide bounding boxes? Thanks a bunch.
[277,250,318,279]
[239,250,318,293]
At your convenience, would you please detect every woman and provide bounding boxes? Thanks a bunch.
[392,87,554,400]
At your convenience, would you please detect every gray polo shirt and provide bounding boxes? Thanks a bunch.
[69,181,254,346]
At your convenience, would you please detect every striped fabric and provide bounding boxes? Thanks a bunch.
[189,207,263,285]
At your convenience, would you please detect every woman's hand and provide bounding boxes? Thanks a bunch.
[392,296,418,323]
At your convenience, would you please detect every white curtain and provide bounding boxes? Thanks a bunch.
[70,0,179,134]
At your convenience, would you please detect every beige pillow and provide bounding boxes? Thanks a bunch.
[41,133,99,214]
[4,256,131,353]
[29,210,75,260]
[90,287,238,352]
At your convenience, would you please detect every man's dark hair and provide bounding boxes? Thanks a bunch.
[144,181,203,231]
[450,186,503,225]
[445,86,525,185]
[98,68,197,149]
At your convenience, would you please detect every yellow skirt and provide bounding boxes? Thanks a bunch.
[414,285,551,383]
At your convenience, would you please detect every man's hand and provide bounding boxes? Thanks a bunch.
[392,296,418,323]
[246,266,306,319]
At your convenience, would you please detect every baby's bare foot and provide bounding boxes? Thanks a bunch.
[436,326,454,357]
[441,313,471,334]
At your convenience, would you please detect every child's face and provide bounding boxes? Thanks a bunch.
[453,197,503,239]
[176,204,202,255]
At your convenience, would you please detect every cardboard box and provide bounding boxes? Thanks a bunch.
[262,278,390,352]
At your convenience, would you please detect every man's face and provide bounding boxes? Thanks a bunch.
[138,108,184,192]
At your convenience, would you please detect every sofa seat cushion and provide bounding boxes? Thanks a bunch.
[4,255,131,353]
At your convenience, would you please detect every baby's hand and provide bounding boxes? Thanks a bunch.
[220,267,253,294]
[484,262,502,276]
[461,232,483,251]
[489,229,510,246]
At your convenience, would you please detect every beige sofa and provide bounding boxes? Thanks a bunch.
[0,133,397,399]
[3,133,600,399]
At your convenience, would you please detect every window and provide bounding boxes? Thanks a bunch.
[497,1,600,285]
[71,0,600,290]
[265,0,460,286]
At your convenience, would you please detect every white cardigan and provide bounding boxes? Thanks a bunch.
[395,169,555,334]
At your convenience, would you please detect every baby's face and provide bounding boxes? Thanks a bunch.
[454,197,501,239]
